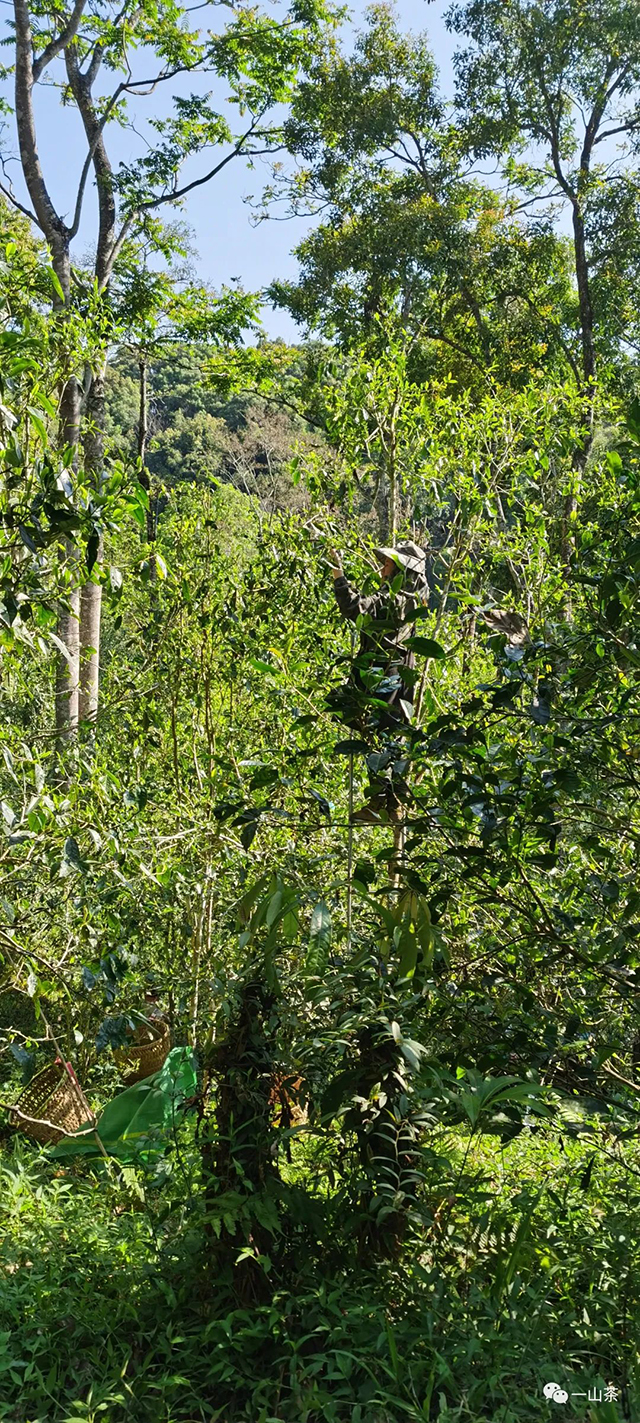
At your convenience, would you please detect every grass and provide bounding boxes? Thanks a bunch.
[0,1124,639,1422]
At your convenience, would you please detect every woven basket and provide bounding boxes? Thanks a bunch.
[11,1061,89,1146]
[114,1019,170,1083]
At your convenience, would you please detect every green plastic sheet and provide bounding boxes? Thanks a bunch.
[50,1047,197,1163]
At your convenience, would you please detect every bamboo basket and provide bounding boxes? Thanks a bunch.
[114,1019,170,1083]
[11,1060,88,1146]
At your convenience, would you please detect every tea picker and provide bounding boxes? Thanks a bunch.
[326,540,429,827]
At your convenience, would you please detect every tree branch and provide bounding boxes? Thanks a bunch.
[65,44,117,284]
[595,117,640,145]
[105,212,134,282]
[580,57,618,176]
[13,0,69,271]
[68,80,127,239]
[138,121,273,211]
[32,0,88,82]
[532,61,576,205]
[426,329,491,377]
[0,172,40,228]
[119,60,204,96]
[83,35,105,90]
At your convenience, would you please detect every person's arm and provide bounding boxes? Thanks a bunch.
[327,548,372,621]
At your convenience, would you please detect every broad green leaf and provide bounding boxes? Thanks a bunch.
[407,635,447,659]
[266,889,283,928]
[306,899,332,975]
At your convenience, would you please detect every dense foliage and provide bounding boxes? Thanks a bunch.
[1,2,640,1421]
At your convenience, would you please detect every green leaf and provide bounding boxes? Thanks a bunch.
[86,531,100,574]
[27,407,48,445]
[63,836,85,872]
[2,747,16,782]
[491,681,521,709]
[132,480,150,510]
[266,889,283,928]
[48,267,65,301]
[250,657,277,677]
[240,819,258,850]
[407,635,446,658]
[282,906,299,940]
[306,899,332,975]
[49,632,74,664]
[96,1014,134,1055]
[579,1154,595,1191]
[0,896,15,924]
[397,924,418,980]
[627,398,640,442]
[353,859,376,886]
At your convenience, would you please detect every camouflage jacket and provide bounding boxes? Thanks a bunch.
[333,574,426,707]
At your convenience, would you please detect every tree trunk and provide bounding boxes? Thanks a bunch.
[13,2,110,743]
[55,544,80,742]
[572,204,596,387]
[137,356,157,571]
[78,580,102,725]
[63,43,118,729]
[561,202,596,574]
[78,368,106,726]
[204,977,279,1303]
[54,370,81,745]
[387,391,400,543]
[137,356,148,471]
[387,458,398,543]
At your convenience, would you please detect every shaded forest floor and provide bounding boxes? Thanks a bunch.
[1,1126,638,1423]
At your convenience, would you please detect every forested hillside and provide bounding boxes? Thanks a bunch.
[1,2,640,1420]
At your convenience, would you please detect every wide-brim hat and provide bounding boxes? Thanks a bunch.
[374,540,426,574]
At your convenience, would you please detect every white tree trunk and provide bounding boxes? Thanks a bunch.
[78,570,102,724]
[78,369,107,730]
[55,542,80,741]
[54,377,81,747]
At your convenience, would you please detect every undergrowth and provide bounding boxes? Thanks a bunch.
[1,1126,638,1423]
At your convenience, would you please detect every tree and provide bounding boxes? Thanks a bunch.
[447,0,640,390]
[3,0,333,741]
[0,224,117,722]
[267,6,579,391]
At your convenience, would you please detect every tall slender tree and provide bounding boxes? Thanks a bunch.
[4,0,332,741]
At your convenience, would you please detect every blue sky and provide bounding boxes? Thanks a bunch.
[2,1,457,339]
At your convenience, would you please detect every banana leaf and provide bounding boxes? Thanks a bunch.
[50,1047,197,1163]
